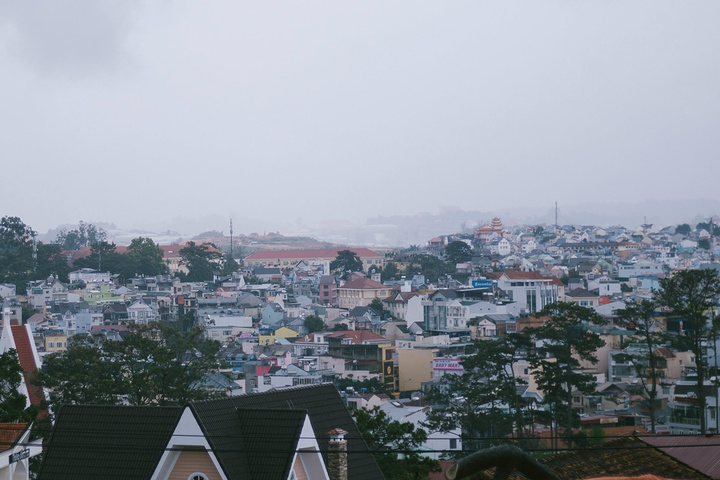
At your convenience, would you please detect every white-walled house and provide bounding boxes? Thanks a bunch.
[127,300,156,325]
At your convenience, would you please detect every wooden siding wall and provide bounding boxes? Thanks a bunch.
[293,456,309,480]
[168,449,223,480]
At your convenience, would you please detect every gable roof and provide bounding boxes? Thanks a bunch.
[190,406,307,480]
[39,384,382,480]
[38,405,184,480]
[640,435,720,479]
[340,277,386,290]
[566,288,599,298]
[0,422,30,453]
[6,324,47,418]
[195,384,383,480]
[326,330,389,344]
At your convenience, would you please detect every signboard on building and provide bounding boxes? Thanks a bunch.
[10,449,30,463]
[433,359,464,371]
[472,280,494,289]
[383,361,395,388]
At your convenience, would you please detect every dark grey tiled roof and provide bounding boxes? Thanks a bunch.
[38,384,383,480]
[38,405,183,480]
[190,406,306,480]
[192,384,384,480]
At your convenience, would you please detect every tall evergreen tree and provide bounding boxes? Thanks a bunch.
[0,349,36,423]
[0,216,35,294]
[528,303,606,449]
[330,250,363,279]
[425,334,532,451]
[614,299,666,433]
[655,269,720,434]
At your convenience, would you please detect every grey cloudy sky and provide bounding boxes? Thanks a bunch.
[1,1,718,235]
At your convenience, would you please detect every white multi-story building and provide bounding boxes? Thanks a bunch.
[494,271,559,314]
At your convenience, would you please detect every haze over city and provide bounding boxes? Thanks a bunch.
[1,1,718,240]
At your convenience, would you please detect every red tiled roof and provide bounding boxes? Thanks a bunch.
[655,347,676,359]
[640,435,720,479]
[499,271,550,280]
[158,243,221,258]
[26,313,45,325]
[10,325,47,419]
[245,248,382,261]
[0,423,29,452]
[326,330,388,344]
[339,277,386,290]
[63,243,217,262]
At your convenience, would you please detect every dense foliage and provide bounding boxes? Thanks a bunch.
[330,250,363,279]
[353,406,440,480]
[36,321,222,414]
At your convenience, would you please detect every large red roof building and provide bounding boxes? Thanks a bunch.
[245,248,384,273]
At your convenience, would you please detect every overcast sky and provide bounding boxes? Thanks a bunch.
[1,1,718,235]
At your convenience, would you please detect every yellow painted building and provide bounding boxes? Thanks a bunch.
[44,330,68,353]
[258,326,299,346]
[396,348,437,393]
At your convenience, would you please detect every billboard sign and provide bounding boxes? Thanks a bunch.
[433,359,464,371]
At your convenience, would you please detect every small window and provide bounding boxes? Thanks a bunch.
[188,474,208,480]
[450,438,457,449]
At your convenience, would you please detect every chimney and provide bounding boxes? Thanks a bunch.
[326,428,348,480]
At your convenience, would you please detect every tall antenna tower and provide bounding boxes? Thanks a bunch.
[555,202,558,231]
[229,218,234,258]
[32,233,37,273]
[711,216,715,263]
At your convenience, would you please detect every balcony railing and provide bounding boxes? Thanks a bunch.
[670,416,701,426]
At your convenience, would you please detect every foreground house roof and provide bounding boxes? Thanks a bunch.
[640,435,720,479]
[38,384,382,480]
[541,437,711,480]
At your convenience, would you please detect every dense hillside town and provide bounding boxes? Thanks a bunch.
[2,215,720,479]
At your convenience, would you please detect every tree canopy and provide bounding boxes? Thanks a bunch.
[404,254,453,282]
[445,240,474,266]
[528,303,606,449]
[73,241,134,278]
[35,243,71,283]
[0,216,35,294]
[304,315,327,333]
[330,250,363,279]
[179,242,222,282]
[55,221,107,250]
[353,406,440,480]
[36,322,222,413]
[380,261,399,282]
[655,269,720,434]
[675,223,692,235]
[0,349,36,423]
[425,335,532,451]
[614,299,666,433]
[126,237,168,276]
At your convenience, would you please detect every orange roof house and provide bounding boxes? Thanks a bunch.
[0,311,48,419]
